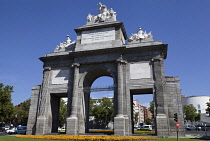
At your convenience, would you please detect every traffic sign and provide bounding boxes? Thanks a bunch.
[176,122,180,128]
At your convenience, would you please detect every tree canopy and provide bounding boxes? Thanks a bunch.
[183,104,200,122]
[59,99,67,128]
[145,118,154,125]
[0,83,14,124]
[148,101,154,119]
[90,97,113,128]
[134,112,139,124]
[13,99,30,126]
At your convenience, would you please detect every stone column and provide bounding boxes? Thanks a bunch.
[26,85,41,135]
[114,60,126,136]
[165,77,185,137]
[35,67,52,135]
[66,63,80,135]
[152,59,169,137]
[78,88,85,134]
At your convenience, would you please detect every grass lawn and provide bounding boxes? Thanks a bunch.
[150,138,207,141]
[0,136,62,141]
[0,136,208,141]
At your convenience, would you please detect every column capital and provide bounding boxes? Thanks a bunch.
[43,67,51,71]
[116,59,127,64]
[151,58,163,62]
[71,63,80,68]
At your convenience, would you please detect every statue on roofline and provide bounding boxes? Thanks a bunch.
[55,35,75,52]
[128,27,153,43]
[86,2,116,24]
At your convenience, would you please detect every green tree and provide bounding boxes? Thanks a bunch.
[145,118,154,125]
[134,112,139,124]
[90,97,113,128]
[206,102,210,117]
[148,101,154,119]
[194,113,201,121]
[89,97,94,116]
[13,99,30,126]
[183,104,200,122]
[0,83,14,124]
[59,99,67,128]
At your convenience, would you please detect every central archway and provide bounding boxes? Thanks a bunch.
[89,76,114,132]
[80,66,117,133]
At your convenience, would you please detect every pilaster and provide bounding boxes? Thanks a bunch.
[114,59,127,136]
[66,63,80,135]
[36,67,52,135]
[152,58,169,137]
[26,85,41,135]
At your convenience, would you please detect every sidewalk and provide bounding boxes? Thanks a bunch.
[185,134,210,140]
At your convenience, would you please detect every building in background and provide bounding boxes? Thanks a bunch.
[142,106,152,121]
[182,96,210,124]
[133,100,152,126]
[133,100,144,124]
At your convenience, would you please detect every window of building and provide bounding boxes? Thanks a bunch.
[198,110,201,113]
[197,104,201,109]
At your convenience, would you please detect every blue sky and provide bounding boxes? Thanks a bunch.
[0,0,210,106]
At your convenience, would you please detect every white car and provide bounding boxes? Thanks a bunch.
[6,128,16,134]
[4,126,10,131]
[138,125,153,131]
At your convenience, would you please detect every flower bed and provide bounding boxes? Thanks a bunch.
[16,135,159,140]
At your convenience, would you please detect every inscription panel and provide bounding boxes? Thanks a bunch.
[52,69,69,84]
[130,63,151,79]
[81,27,115,44]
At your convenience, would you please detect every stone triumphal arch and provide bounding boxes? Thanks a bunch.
[27,3,185,137]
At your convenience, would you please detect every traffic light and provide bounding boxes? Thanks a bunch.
[174,113,178,122]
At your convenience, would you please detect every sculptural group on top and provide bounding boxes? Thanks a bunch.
[55,35,75,52]
[87,2,116,24]
[128,27,153,42]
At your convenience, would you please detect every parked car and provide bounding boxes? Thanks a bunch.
[4,125,10,131]
[58,127,65,133]
[6,127,16,134]
[185,125,196,130]
[137,125,152,131]
[201,125,210,131]
[0,127,5,132]
[196,125,204,131]
[15,126,27,134]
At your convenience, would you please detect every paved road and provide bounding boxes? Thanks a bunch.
[185,129,210,136]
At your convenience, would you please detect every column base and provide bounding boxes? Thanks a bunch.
[124,115,132,136]
[66,116,78,135]
[156,114,169,137]
[114,116,125,136]
[35,116,51,135]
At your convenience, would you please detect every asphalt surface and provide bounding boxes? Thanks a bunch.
[185,129,210,136]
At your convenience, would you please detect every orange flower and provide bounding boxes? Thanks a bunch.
[16,135,159,140]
